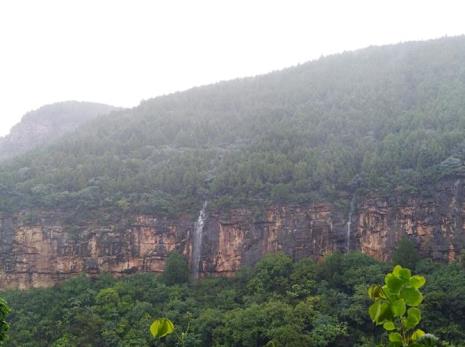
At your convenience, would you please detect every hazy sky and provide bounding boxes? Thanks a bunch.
[1,0,465,136]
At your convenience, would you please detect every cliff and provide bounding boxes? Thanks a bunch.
[1,177,464,290]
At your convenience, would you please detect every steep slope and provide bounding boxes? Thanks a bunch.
[0,101,117,162]
[2,37,465,288]
[2,37,465,214]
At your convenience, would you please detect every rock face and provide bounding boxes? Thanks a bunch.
[1,178,464,289]
[358,178,465,262]
[0,101,117,161]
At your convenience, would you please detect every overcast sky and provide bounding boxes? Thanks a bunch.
[0,0,464,136]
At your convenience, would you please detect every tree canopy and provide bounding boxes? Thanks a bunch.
[2,253,463,346]
[1,37,465,215]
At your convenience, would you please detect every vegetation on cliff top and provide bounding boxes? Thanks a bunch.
[2,37,465,215]
[2,252,464,346]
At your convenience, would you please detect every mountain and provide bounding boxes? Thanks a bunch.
[2,36,465,290]
[2,37,465,215]
[3,36,465,347]
[0,101,117,162]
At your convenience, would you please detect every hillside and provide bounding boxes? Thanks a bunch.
[2,36,465,347]
[3,253,464,346]
[1,36,465,216]
[0,101,117,162]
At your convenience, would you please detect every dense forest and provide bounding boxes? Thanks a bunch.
[2,246,465,346]
[0,102,116,162]
[2,37,465,216]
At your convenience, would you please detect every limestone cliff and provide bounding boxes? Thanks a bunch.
[1,178,464,289]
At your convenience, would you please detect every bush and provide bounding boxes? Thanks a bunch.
[392,237,421,270]
[163,251,189,285]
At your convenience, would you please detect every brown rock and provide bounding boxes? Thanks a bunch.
[1,178,465,289]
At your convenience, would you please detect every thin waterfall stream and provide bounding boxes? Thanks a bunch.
[346,195,356,253]
[192,201,207,279]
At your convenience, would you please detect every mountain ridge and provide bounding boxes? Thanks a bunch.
[0,101,117,162]
[1,36,465,216]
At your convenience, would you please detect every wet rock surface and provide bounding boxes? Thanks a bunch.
[1,178,465,289]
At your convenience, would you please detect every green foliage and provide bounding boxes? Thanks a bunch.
[163,252,189,285]
[0,297,10,342]
[216,299,347,347]
[392,237,421,270]
[368,265,427,346]
[150,318,175,338]
[421,263,465,342]
[2,38,465,215]
[150,314,192,347]
[247,252,293,298]
[3,254,465,346]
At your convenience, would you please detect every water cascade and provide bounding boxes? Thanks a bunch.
[346,195,356,253]
[192,201,208,279]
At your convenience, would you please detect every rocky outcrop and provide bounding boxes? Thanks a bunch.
[1,178,465,289]
[0,101,117,161]
[0,214,192,289]
[358,178,465,262]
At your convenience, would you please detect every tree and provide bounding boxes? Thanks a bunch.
[163,251,189,285]
[421,263,465,342]
[0,297,9,342]
[392,237,421,270]
[247,252,293,297]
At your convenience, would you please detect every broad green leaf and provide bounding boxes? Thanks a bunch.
[392,265,403,276]
[392,265,411,281]
[369,301,389,324]
[378,303,393,323]
[368,285,375,299]
[404,307,421,329]
[368,285,385,300]
[391,298,406,317]
[400,287,423,306]
[369,301,381,322]
[385,274,403,293]
[411,329,425,341]
[150,318,175,338]
[388,332,402,342]
[409,275,426,289]
[382,285,394,299]
[398,268,412,281]
[383,321,396,331]
[368,265,428,344]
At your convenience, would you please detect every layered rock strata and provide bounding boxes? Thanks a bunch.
[1,179,464,289]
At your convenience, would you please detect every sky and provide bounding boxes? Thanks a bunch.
[0,0,465,136]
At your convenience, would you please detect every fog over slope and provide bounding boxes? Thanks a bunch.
[1,36,465,214]
[0,101,117,161]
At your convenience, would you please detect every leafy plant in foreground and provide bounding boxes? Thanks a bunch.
[150,316,191,347]
[368,265,427,346]
[150,318,175,339]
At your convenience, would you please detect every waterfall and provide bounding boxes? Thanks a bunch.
[192,201,207,279]
[346,195,356,253]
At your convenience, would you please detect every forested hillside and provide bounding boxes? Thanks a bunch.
[3,251,464,346]
[3,36,465,347]
[1,37,465,215]
[0,101,116,162]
